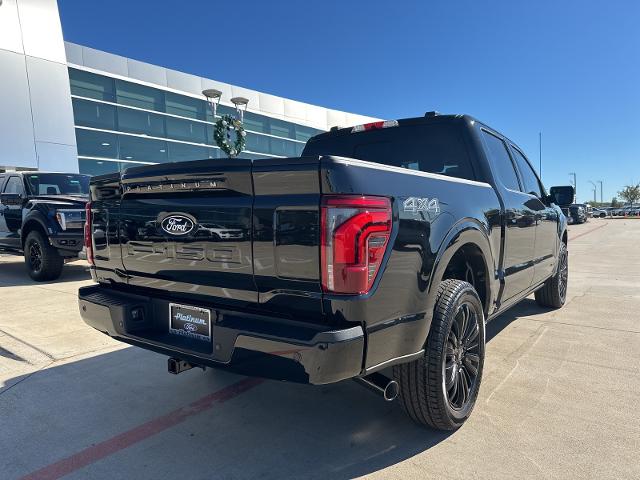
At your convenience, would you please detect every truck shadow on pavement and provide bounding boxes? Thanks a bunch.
[3,299,545,480]
[0,258,90,287]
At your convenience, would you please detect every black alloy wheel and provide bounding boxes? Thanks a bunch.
[29,241,43,273]
[445,302,481,410]
[24,230,64,281]
[558,245,568,304]
[535,242,568,309]
[394,279,485,430]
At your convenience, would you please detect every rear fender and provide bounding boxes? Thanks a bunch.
[424,219,495,328]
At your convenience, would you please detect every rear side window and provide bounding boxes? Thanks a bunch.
[511,146,542,197]
[481,130,520,191]
[3,176,24,195]
[303,124,476,181]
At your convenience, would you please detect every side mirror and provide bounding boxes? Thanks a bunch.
[0,193,24,206]
[549,186,575,206]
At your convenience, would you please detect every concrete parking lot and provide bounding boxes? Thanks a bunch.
[1,218,639,480]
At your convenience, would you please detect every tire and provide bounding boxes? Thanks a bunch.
[535,242,568,308]
[393,279,485,430]
[24,230,64,281]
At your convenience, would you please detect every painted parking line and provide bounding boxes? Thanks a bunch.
[19,377,263,480]
[569,222,607,241]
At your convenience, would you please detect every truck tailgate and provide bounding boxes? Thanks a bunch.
[89,157,325,323]
[119,159,256,304]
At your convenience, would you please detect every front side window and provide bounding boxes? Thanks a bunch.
[511,146,542,197]
[3,176,24,195]
[481,130,520,191]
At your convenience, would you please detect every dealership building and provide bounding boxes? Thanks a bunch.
[0,0,376,176]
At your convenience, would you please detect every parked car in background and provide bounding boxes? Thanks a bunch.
[584,204,593,217]
[0,172,89,280]
[591,208,608,218]
[79,113,573,430]
[568,204,587,224]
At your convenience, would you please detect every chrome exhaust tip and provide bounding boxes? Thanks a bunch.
[354,372,399,402]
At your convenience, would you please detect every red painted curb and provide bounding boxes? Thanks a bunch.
[569,222,607,241]
[19,377,263,480]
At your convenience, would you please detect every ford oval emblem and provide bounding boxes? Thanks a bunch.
[183,323,197,332]
[160,215,195,236]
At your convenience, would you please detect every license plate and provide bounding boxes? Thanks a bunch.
[169,303,211,341]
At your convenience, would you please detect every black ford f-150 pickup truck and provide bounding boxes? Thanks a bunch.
[78,113,574,430]
[0,172,89,280]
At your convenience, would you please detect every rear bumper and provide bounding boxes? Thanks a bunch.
[78,284,365,385]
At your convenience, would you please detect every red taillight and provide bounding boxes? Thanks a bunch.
[84,201,94,266]
[351,120,399,133]
[321,195,392,294]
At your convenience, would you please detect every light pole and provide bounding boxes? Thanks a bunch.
[569,172,577,201]
[597,180,603,203]
[538,132,542,179]
[588,180,597,203]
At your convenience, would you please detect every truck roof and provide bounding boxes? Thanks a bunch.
[314,113,478,140]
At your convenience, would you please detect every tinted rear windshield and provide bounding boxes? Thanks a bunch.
[303,123,476,181]
[25,174,90,196]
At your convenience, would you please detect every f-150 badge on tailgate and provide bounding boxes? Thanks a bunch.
[160,214,196,236]
[403,197,440,215]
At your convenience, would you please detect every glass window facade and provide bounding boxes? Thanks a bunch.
[117,107,165,137]
[119,136,168,163]
[69,69,116,102]
[76,129,118,158]
[115,79,165,111]
[166,116,207,143]
[166,91,207,120]
[72,98,116,130]
[68,68,324,176]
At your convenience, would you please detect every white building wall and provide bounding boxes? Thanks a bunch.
[0,0,78,172]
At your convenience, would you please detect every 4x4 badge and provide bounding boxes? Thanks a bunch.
[403,197,440,215]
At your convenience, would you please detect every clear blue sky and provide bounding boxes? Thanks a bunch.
[58,0,640,203]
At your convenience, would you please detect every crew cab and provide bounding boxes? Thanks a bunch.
[78,113,573,430]
[0,172,89,280]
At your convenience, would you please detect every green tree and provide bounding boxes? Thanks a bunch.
[618,184,640,206]
[611,197,620,208]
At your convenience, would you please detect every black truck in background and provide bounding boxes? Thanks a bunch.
[78,113,574,430]
[0,172,89,280]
